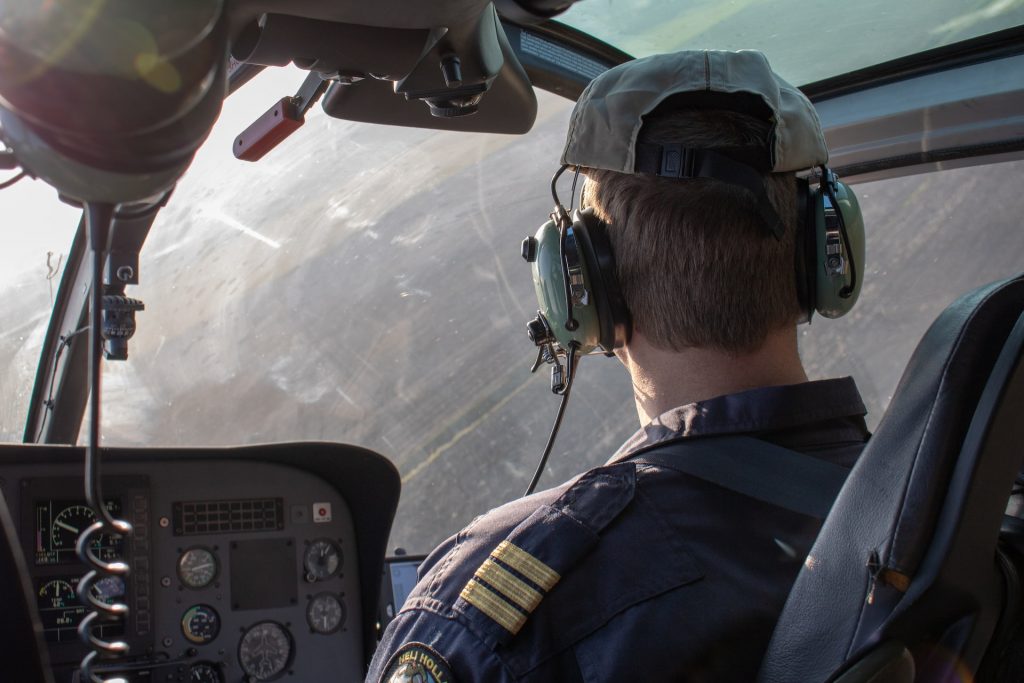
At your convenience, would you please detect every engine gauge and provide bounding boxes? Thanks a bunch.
[36,578,86,642]
[178,547,218,589]
[188,662,223,682]
[303,538,341,581]
[182,604,220,645]
[238,621,292,680]
[38,578,76,606]
[51,505,91,548]
[306,592,346,634]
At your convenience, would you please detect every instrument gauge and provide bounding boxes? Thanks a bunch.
[38,578,76,607]
[306,592,346,634]
[182,604,220,645]
[178,547,218,589]
[51,504,96,550]
[238,621,292,680]
[303,538,341,581]
[188,662,223,682]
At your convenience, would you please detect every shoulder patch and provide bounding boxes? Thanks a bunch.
[380,642,455,683]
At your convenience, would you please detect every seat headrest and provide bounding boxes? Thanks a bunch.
[759,274,1024,683]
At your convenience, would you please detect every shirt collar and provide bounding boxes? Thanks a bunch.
[609,377,866,463]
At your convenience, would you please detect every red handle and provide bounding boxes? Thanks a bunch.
[233,98,304,162]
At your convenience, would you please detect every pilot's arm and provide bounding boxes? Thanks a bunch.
[366,463,637,683]
[368,607,511,682]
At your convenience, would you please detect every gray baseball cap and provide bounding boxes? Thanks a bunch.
[561,50,828,174]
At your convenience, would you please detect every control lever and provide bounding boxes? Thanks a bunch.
[233,71,329,162]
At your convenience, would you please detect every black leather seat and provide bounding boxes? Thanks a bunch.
[758,274,1024,683]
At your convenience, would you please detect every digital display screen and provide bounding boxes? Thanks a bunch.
[389,559,421,611]
[35,574,125,643]
[34,500,123,566]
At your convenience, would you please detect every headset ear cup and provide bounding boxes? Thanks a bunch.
[795,178,816,323]
[572,209,631,351]
[527,216,604,354]
[813,177,865,318]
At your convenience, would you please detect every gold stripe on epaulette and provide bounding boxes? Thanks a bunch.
[491,540,560,591]
[474,558,543,613]
[460,579,527,634]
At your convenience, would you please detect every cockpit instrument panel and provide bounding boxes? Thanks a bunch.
[21,476,151,658]
[0,442,399,683]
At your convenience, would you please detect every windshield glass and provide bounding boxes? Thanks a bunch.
[557,0,1024,85]
[0,179,79,441]
[73,65,1023,556]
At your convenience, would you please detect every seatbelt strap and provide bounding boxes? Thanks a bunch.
[616,436,850,520]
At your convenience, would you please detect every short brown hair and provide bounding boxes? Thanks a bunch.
[582,109,801,354]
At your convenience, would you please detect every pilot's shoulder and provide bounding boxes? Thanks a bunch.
[404,461,638,644]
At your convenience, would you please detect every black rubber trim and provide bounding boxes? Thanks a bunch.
[802,25,1024,102]
[833,138,1024,180]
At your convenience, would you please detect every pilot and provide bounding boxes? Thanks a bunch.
[367,50,869,682]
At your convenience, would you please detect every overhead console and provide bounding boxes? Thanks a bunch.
[225,2,539,162]
[0,442,399,683]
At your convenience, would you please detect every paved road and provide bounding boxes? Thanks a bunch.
[3,74,1024,554]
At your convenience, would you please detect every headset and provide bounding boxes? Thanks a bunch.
[518,142,865,496]
[522,157,866,358]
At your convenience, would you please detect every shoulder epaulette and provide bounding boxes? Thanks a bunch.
[455,462,636,642]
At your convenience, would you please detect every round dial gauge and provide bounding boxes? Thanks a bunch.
[51,505,94,549]
[49,503,119,559]
[188,662,223,683]
[303,539,341,581]
[38,578,76,607]
[306,593,346,634]
[238,621,293,680]
[182,604,220,645]
[178,547,218,589]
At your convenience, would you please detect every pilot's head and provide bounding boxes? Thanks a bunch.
[563,50,830,354]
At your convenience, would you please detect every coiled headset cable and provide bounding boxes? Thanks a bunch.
[76,202,133,683]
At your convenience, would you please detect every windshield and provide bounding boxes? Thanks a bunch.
[51,64,1014,556]
[557,0,1024,85]
[4,51,1024,555]
[0,179,79,441]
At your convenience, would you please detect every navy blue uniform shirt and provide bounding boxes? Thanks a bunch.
[368,378,868,683]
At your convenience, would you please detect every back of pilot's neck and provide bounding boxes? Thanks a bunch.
[620,326,808,426]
